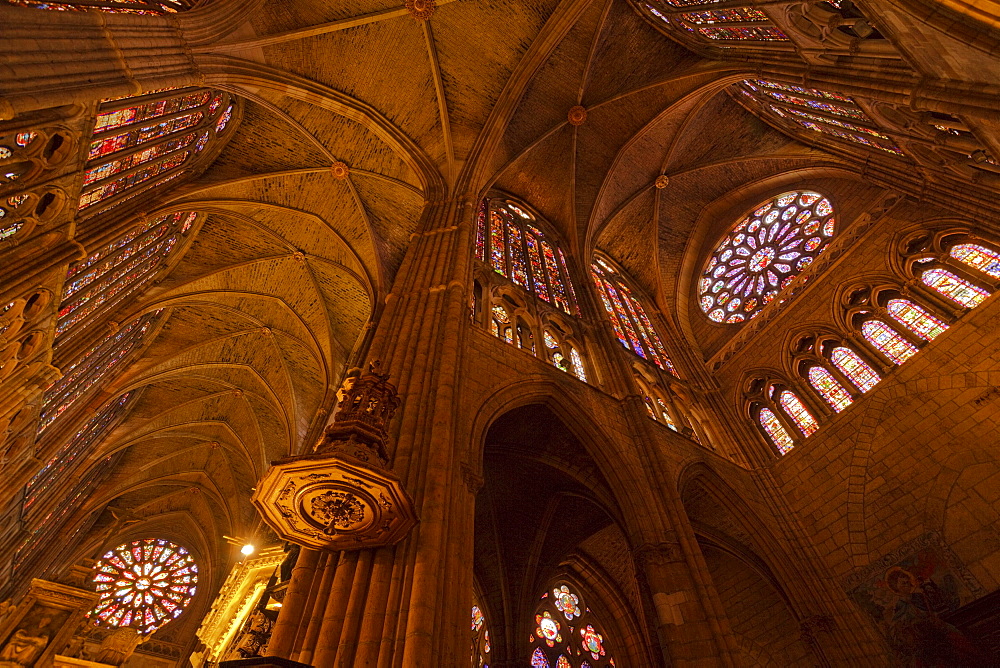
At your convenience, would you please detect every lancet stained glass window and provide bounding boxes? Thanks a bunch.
[5,0,194,13]
[699,191,836,323]
[471,602,491,668]
[476,199,578,315]
[58,211,196,336]
[830,347,881,392]
[592,256,678,376]
[91,539,198,634]
[808,366,853,412]
[737,79,903,156]
[951,243,1000,279]
[920,268,989,308]
[779,390,818,437]
[886,299,947,341]
[39,312,160,434]
[861,320,918,365]
[759,407,794,454]
[25,393,133,513]
[80,89,231,212]
[643,2,789,42]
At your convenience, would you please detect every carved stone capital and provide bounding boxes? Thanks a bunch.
[634,540,683,567]
[460,463,483,495]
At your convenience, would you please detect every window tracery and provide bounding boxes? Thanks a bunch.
[475,198,578,315]
[745,374,823,454]
[475,198,590,383]
[471,601,491,668]
[80,89,234,214]
[530,583,615,668]
[57,211,198,337]
[39,311,161,435]
[6,0,195,14]
[0,122,75,245]
[592,255,677,376]
[91,539,198,634]
[735,79,903,156]
[699,190,837,323]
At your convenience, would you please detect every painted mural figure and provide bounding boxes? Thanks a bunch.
[880,568,986,667]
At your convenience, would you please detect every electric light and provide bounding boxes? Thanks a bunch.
[241,543,255,556]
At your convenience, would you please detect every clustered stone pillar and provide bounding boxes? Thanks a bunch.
[256,198,474,666]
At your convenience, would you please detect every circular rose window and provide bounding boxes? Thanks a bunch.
[91,539,198,634]
[698,191,836,323]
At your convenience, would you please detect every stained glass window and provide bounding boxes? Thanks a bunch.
[25,393,132,513]
[699,191,836,323]
[644,3,789,42]
[592,256,678,375]
[5,0,192,12]
[951,243,1000,279]
[471,601,491,668]
[475,199,577,314]
[531,583,615,667]
[91,539,198,634]
[39,312,160,435]
[80,89,231,213]
[532,648,551,668]
[738,80,903,156]
[759,407,794,454]
[807,366,853,412]
[920,268,990,308]
[886,299,947,341]
[778,390,818,437]
[830,347,881,392]
[861,320,918,365]
[57,211,195,337]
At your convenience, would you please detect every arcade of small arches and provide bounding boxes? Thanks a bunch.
[3,0,1000,665]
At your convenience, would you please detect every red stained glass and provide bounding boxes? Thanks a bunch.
[808,366,853,412]
[779,390,818,437]
[862,320,918,365]
[525,232,549,301]
[830,347,880,392]
[507,222,530,287]
[490,209,506,274]
[541,239,571,314]
[921,268,989,307]
[95,549,193,636]
[950,243,1000,279]
[886,299,947,341]
[759,407,794,453]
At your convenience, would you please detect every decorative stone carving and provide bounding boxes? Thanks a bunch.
[252,363,417,551]
[93,627,142,666]
[330,161,350,179]
[654,175,669,189]
[405,0,435,21]
[567,106,587,127]
[634,540,683,567]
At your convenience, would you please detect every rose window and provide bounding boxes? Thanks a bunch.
[90,538,198,634]
[698,191,836,323]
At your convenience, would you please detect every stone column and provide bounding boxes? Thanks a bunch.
[262,197,474,666]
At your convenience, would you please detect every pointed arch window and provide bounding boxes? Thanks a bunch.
[777,390,818,436]
[592,255,678,376]
[25,393,132,513]
[80,89,233,213]
[470,602,491,668]
[57,211,198,337]
[829,346,880,392]
[530,583,616,667]
[699,190,836,323]
[920,268,990,308]
[476,198,578,315]
[885,299,947,341]
[6,0,195,12]
[642,2,789,42]
[807,366,853,412]
[543,329,587,382]
[861,320,918,365]
[39,311,161,435]
[758,407,794,454]
[736,79,903,156]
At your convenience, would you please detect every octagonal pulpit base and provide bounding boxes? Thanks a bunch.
[251,453,417,552]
